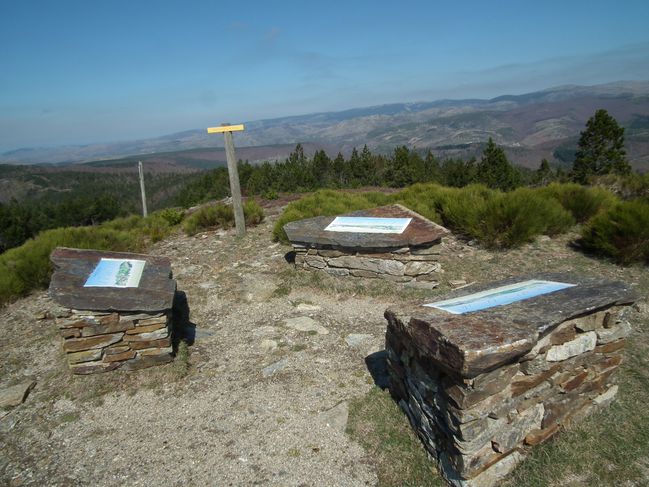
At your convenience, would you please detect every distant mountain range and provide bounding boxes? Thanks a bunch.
[2,80,649,171]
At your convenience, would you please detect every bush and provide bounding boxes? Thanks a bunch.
[476,188,574,248]
[438,184,496,238]
[0,226,140,305]
[580,200,649,264]
[183,200,264,236]
[539,183,616,223]
[158,208,185,226]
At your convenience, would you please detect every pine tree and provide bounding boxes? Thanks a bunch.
[476,138,519,191]
[572,109,630,183]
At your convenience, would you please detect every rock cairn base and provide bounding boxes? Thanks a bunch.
[293,243,442,286]
[57,310,174,374]
[385,306,632,487]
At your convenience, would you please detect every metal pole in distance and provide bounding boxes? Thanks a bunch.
[223,130,246,237]
[138,161,148,218]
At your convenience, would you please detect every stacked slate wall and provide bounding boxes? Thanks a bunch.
[57,309,174,374]
[385,306,632,487]
[293,243,442,285]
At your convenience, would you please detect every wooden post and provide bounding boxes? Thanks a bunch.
[138,161,148,218]
[206,123,246,237]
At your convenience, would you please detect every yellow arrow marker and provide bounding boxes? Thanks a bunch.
[207,124,245,134]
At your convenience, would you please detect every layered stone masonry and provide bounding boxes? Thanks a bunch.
[56,310,174,374]
[293,243,443,286]
[385,306,633,487]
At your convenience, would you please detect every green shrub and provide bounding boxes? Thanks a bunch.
[438,184,496,238]
[157,208,185,226]
[580,200,649,264]
[0,226,140,305]
[476,188,574,248]
[263,189,279,200]
[539,183,616,223]
[183,201,264,236]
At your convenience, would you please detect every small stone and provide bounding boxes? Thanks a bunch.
[319,401,349,432]
[596,321,632,344]
[345,334,373,348]
[304,255,327,269]
[284,316,329,335]
[0,381,36,408]
[70,361,122,375]
[324,267,350,277]
[262,357,289,377]
[103,350,136,362]
[125,322,166,334]
[404,281,439,290]
[593,384,619,407]
[138,346,174,357]
[449,279,467,289]
[119,312,164,323]
[67,349,103,364]
[123,328,169,342]
[546,332,597,362]
[63,333,124,352]
[295,303,321,312]
[260,339,278,352]
[136,316,168,326]
[404,261,440,276]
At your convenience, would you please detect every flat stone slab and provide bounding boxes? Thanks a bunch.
[49,247,176,312]
[284,204,449,249]
[0,381,36,408]
[385,273,636,378]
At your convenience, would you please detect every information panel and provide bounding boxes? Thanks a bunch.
[84,258,146,288]
[424,280,576,314]
[325,216,412,234]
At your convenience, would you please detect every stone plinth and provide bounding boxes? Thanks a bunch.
[384,273,636,487]
[49,247,177,374]
[284,204,449,286]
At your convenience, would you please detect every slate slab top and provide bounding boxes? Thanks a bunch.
[385,272,637,378]
[48,247,176,312]
[283,204,449,249]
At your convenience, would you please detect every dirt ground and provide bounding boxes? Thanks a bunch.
[1,205,647,487]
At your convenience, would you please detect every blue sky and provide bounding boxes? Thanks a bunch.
[1,0,649,151]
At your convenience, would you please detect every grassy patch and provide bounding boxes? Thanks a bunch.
[347,387,443,486]
[183,200,264,235]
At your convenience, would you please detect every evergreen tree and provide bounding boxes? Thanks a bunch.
[476,138,519,191]
[572,109,631,183]
[535,159,554,186]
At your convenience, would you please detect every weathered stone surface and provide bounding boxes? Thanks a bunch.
[549,324,577,345]
[70,360,122,375]
[60,328,81,339]
[593,385,618,407]
[596,320,632,344]
[262,357,289,377]
[349,269,379,279]
[103,349,136,362]
[0,381,36,408]
[316,249,345,258]
[123,328,169,342]
[129,337,171,350]
[463,450,524,487]
[138,346,173,356]
[491,403,544,453]
[136,315,168,326]
[524,423,560,446]
[546,332,597,362]
[80,316,135,337]
[323,267,349,277]
[304,255,326,269]
[260,339,278,352]
[345,334,373,348]
[446,365,520,409]
[284,316,329,335]
[125,322,166,334]
[49,247,176,312]
[511,366,559,397]
[386,310,536,379]
[105,345,131,355]
[328,256,405,276]
[121,354,173,371]
[120,312,164,323]
[63,333,124,352]
[284,204,449,249]
[404,261,440,276]
[594,339,626,354]
[67,348,103,364]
